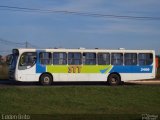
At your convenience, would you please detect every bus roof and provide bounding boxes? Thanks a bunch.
[14,48,155,54]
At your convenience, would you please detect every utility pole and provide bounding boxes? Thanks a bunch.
[25,41,28,48]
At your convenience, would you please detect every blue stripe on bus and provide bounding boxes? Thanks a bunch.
[36,64,46,73]
[109,66,153,73]
[36,50,46,73]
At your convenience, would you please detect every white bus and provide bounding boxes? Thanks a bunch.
[9,48,155,85]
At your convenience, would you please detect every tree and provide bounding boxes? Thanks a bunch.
[0,55,2,64]
[156,56,160,78]
[159,56,160,68]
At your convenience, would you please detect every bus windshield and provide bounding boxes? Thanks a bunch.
[9,49,19,70]
[10,54,18,70]
[18,52,37,70]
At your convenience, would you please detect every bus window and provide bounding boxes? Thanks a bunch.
[19,52,36,70]
[138,53,153,66]
[83,53,96,65]
[53,52,67,65]
[68,53,82,65]
[98,53,110,65]
[39,52,52,65]
[124,53,137,65]
[111,53,123,65]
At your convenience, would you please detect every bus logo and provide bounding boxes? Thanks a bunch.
[68,66,82,73]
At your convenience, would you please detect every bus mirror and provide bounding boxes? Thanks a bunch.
[12,49,19,56]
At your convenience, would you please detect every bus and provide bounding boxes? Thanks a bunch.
[9,48,155,85]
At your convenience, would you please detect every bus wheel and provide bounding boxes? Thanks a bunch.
[108,74,121,86]
[40,74,53,86]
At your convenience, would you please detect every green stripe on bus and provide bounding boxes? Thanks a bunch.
[46,65,113,73]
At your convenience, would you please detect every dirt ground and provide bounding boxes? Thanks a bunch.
[125,79,160,85]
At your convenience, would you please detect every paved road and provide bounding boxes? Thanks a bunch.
[0,80,39,87]
[0,79,160,87]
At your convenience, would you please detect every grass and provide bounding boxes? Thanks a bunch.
[0,85,160,119]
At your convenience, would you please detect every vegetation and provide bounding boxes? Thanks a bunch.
[156,56,160,79]
[156,68,160,79]
[0,62,8,80]
[0,85,160,120]
[0,55,10,79]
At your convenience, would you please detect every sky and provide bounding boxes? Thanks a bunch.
[0,0,160,55]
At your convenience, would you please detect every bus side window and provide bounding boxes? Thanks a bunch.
[124,53,137,65]
[68,53,82,65]
[98,53,110,65]
[53,52,67,65]
[138,53,153,66]
[111,53,123,65]
[83,53,96,65]
[39,52,52,65]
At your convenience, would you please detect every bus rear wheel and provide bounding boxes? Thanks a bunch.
[40,74,53,86]
[108,74,121,86]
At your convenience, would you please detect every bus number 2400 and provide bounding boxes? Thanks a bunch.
[141,68,150,72]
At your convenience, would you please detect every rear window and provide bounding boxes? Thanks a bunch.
[138,53,153,65]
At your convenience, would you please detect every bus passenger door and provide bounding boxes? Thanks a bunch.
[17,52,37,81]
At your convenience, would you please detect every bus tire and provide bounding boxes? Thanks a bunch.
[39,73,53,86]
[107,73,121,86]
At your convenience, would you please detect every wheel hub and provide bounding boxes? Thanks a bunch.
[111,77,116,84]
[44,77,50,83]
